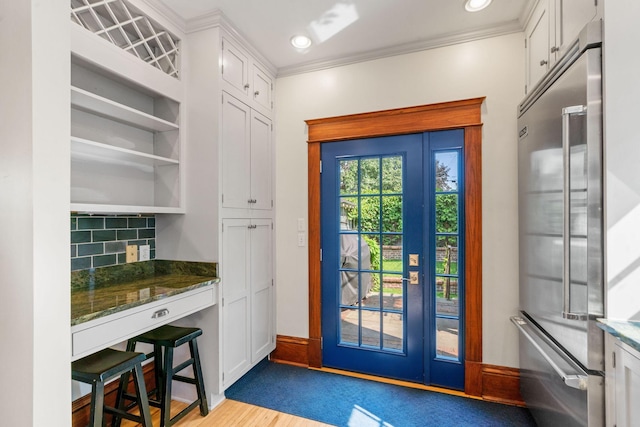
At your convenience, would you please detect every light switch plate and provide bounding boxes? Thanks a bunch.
[139,245,150,261]
[126,245,138,263]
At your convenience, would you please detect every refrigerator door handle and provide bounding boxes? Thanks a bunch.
[511,316,589,390]
[561,105,588,321]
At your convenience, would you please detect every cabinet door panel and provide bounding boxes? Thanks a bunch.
[556,0,597,58]
[252,64,273,113]
[527,4,550,92]
[616,344,640,427]
[250,111,272,210]
[222,93,251,209]
[223,296,250,385]
[250,220,274,362]
[222,219,252,386]
[222,38,249,97]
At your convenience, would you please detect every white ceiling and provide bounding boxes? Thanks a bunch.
[154,0,534,75]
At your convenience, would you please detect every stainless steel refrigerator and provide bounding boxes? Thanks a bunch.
[511,21,604,426]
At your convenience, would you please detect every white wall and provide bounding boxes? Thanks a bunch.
[0,1,71,425]
[274,33,525,368]
[603,2,640,320]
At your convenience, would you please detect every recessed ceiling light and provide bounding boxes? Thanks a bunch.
[465,0,492,12]
[290,35,312,49]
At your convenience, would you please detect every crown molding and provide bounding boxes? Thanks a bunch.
[519,0,540,28]
[277,20,523,77]
[185,10,278,76]
[133,0,186,35]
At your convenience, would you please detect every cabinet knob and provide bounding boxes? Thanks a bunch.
[244,83,250,90]
[539,59,548,66]
[254,90,260,97]
[550,46,559,53]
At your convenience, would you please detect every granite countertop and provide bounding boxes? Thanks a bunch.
[71,260,219,326]
[597,318,640,353]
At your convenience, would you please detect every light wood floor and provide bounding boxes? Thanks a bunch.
[121,399,332,427]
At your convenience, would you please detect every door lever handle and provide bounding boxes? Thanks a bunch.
[402,271,420,285]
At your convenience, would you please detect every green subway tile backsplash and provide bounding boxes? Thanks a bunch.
[92,230,117,242]
[78,217,105,230]
[93,254,117,267]
[71,231,91,243]
[128,217,146,229]
[71,214,156,271]
[105,217,128,229]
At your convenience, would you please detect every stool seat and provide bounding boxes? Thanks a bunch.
[72,348,152,427]
[72,348,146,383]
[132,324,202,348]
[114,325,208,427]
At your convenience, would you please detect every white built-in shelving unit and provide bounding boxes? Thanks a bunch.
[69,0,184,214]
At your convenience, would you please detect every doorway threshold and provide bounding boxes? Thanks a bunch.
[309,366,481,401]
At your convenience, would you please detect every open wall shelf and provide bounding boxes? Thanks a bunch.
[71,86,178,132]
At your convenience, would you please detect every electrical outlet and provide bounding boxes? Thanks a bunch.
[139,245,150,261]
[297,232,305,247]
[126,245,138,263]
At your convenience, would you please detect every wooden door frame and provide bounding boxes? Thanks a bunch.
[305,97,485,396]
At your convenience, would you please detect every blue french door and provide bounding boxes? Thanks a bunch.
[321,130,465,389]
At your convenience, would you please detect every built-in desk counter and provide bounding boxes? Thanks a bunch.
[71,260,219,361]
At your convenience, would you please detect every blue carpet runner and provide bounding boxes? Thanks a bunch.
[226,360,536,427]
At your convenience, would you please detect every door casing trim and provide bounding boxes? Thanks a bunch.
[305,97,484,396]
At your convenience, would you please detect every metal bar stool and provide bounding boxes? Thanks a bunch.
[72,348,152,427]
[114,325,208,427]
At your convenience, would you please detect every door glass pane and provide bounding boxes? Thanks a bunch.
[340,308,359,345]
[435,194,458,233]
[435,236,458,275]
[435,152,458,191]
[339,160,358,195]
[360,196,380,232]
[360,310,381,348]
[383,313,403,350]
[360,158,380,193]
[433,149,461,362]
[382,156,403,193]
[382,273,403,311]
[436,317,459,358]
[436,275,459,316]
[381,235,402,272]
[340,197,358,230]
[381,195,402,232]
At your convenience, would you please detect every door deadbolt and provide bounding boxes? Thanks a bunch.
[409,254,419,267]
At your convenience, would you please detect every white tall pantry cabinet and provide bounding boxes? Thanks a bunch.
[157,14,276,398]
[219,33,276,390]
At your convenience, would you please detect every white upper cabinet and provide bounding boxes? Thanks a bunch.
[222,36,274,117]
[221,92,273,213]
[553,0,598,62]
[524,0,600,93]
[526,1,551,93]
